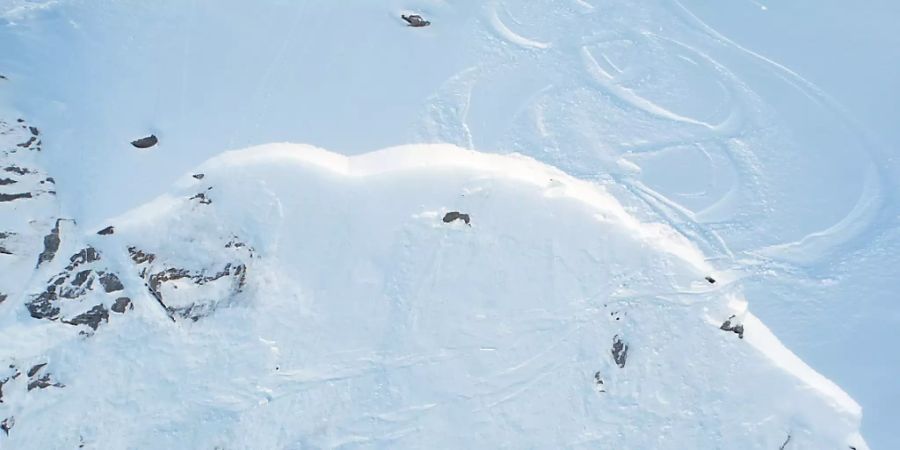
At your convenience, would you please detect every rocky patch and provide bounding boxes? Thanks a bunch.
[128,237,252,321]
[97,226,115,236]
[26,247,131,329]
[611,335,629,368]
[720,315,745,339]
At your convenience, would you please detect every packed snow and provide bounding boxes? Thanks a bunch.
[1,0,897,448]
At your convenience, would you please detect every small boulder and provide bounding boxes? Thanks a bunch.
[131,135,158,149]
[442,211,470,225]
[705,276,716,284]
[401,14,431,27]
[97,226,115,236]
[192,173,205,180]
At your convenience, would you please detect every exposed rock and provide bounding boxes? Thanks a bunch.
[27,289,60,320]
[128,247,155,265]
[719,315,745,339]
[97,226,115,235]
[66,247,101,270]
[131,135,158,149]
[192,173,205,180]
[611,335,629,368]
[3,165,32,175]
[1,417,12,435]
[401,14,431,27]
[16,136,36,148]
[442,211,470,225]
[0,177,15,185]
[111,297,132,313]
[0,293,6,304]
[0,192,32,202]
[36,219,62,268]
[64,304,109,330]
[28,126,39,136]
[26,363,46,378]
[779,434,791,450]
[705,276,716,284]
[98,272,124,293]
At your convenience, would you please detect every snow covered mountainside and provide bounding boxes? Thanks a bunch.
[1,0,896,448]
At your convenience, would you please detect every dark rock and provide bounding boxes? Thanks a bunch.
[65,304,108,330]
[46,177,55,184]
[401,14,431,27]
[27,363,46,378]
[705,276,716,284]
[719,315,745,339]
[111,297,132,313]
[192,173,205,180]
[0,192,32,202]
[611,335,629,368]
[97,226,115,236]
[0,74,6,80]
[29,126,39,136]
[0,293,6,303]
[36,219,62,268]
[98,272,124,293]
[0,177,15,185]
[131,135,158,149]
[1,417,12,435]
[442,211,471,225]
[0,246,9,255]
[3,166,32,175]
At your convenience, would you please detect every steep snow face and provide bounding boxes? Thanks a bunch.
[0,143,867,448]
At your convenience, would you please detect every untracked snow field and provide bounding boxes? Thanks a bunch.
[1,0,898,448]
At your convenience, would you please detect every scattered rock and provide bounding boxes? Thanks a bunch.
[130,135,158,149]
[593,371,605,392]
[28,126,39,136]
[190,192,212,205]
[442,211,470,225]
[16,136,36,148]
[27,289,59,320]
[111,297,132,313]
[705,276,716,284]
[719,315,745,339]
[192,173,205,180]
[401,14,431,27]
[36,219,62,268]
[97,226,115,236]
[611,335,629,368]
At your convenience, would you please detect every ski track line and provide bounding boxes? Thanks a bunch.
[487,2,551,50]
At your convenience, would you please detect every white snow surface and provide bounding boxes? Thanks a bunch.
[1,0,897,448]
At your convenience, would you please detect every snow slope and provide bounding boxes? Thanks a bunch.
[0,138,868,448]
[1,0,894,447]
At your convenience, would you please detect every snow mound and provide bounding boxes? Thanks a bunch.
[2,142,866,449]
